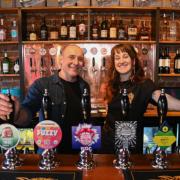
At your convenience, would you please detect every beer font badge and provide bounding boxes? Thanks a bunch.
[153,121,176,149]
[34,120,62,149]
[72,123,101,149]
[115,121,137,149]
[0,124,20,149]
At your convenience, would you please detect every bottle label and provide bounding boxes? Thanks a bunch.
[79,23,86,35]
[11,30,17,38]
[92,28,98,38]
[0,30,6,41]
[40,30,47,40]
[69,27,76,38]
[110,28,117,38]
[128,28,137,35]
[101,30,108,38]
[2,63,9,73]
[50,31,59,40]
[164,59,170,67]
[14,64,20,73]
[118,29,125,39]
[159,59,164,67]
[60,26,68,36]
[30,33,37,41]
[175,60,180,69]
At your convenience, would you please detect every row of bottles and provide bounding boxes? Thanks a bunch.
[0,18,18,41]
[27,15,151,41]
[0,51,20,74]
[158,47,180,74]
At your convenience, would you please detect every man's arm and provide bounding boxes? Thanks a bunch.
[152,90,180,111]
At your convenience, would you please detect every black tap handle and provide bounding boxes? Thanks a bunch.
[30,58,33,68]
[51,57,54,66]
[41,57,44,67]
[120,89,129,119]
[102,57,106,67]
[92,57,95,67]
[157,89,168,124]
[7,89,15,124]
[81,88,89,122]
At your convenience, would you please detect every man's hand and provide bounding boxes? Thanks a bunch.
[0,93,20,121]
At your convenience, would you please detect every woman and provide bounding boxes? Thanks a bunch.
[103,44,180,154]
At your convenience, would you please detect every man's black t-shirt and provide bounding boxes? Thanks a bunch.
[103,79,157,154]
[58,78,83,153]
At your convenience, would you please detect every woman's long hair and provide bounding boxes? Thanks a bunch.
[107,44,145,102]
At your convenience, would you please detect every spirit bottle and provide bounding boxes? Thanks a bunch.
[29,23,37,41]
[14,58,20,74]
[40,17,48,40]
[109,15,117,40]
[169,12,176,41]
[10,20,18,41]
[69,14,77,40]
[60,17,68,40]
[78,15,86,40]
[91,17,99,40]
[0,18,6,41]
[118,19,127,40]
[100,16,108,40]
[161,13,168,41]
[139,21,150,40]
[128,18,138,40]
[49,20,59,40]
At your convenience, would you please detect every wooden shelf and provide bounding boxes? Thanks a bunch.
[22,40,156,44]
[144,109,180,117]
[159,41,180,44]
[0,8,18,14]
[158,73,180,77]
[0,74,20,77]
[0,41,19,45]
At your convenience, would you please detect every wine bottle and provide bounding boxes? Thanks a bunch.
[158,48,165,74]
[2,51,11,74]
[42,89,52,120]
[69,14,77,40]
[174,49,180,74]
[164,47,170,74]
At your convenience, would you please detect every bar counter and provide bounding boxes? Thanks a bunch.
[0,154,180,180]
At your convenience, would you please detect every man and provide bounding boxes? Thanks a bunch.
[0,44,91,153]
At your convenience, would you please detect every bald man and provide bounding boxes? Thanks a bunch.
[0,44,91,153]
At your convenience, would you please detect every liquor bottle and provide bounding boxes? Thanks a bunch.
[13,58,20,74]
[174,49,180,74]
[91,17,99,40]
[118,19,127,40]
[164,47,170,74]
[100,16,108,40]
[169,12,176,41]
[78,15,86,40]
[2,51,11,74]
[109,15,117,40]
[139,21,150,41]
[128,19,138,40]
[0,18,6,41]
[42,89,52,120]
[157,89,168,124]
[158,48,165,74]
[60,17,68,40]
[120,88,129,120]
[69,14,77,40]
[49,20,59,40]
[6,89,15,124]
[40,17,48,40]
[161,13,168,41]
[10,20,18,41]
[29,23,37,41]
[143,59,151,79]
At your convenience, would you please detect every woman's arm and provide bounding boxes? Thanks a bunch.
[152,90,180,111]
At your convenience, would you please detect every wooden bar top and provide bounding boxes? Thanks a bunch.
[0,154,180,180]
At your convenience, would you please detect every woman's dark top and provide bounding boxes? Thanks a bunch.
[103,79,157,154]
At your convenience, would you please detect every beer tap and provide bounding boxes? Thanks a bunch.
[40,57,46,77]
[157,89,168,125]
[152,89,168,169]
[50,57,56,75]
[113,88,131,169]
